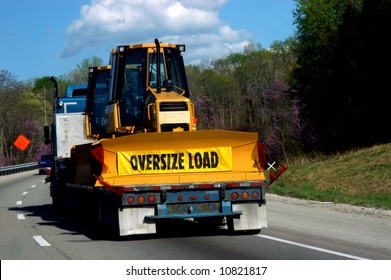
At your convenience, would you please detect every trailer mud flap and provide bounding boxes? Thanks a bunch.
[118,207,156,236]
[230,203,267,231]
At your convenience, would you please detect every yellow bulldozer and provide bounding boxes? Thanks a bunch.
[48,39,283,237]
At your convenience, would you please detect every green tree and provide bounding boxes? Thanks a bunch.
[0,70,21,165]
[293,0,390,151]
[293,0,356,151]
[236,41,299,162]
[357,0,391,145]
[0,70,46,164]
[32,76,54,126]
[68,56,104,84]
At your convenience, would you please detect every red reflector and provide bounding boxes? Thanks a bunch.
[171,185,186,190]
[148,195,156,203]
[191,195,197,201]
[127,196,135,204]
[204,194,210,200]
[178,195,184,201]
[227,183,240,188]
[137,196,145,204]
[196,184,214,189]
[231,192,239,200]
[251,191,259,199]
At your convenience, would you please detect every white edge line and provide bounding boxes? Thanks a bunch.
[257,234,369,260]
[33,235,51,247]
[31,185,37,188]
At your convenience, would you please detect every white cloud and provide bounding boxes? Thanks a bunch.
[61,0,252,64]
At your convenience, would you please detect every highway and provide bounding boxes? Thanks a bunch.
[1,170,390,260]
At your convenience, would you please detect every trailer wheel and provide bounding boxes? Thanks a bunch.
[227,216,235,232]
[50,178,65,211]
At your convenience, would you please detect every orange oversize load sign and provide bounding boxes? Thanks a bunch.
[13,134,31,151]
[117,147,232,175]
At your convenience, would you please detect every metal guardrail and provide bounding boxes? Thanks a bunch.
[0,162,38,176]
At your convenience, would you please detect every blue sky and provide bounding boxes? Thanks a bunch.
[0,0,296,81]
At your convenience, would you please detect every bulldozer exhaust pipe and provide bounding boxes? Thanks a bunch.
[154,38,161,93]
[50,76,58,99]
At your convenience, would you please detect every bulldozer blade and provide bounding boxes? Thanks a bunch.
[89,130,266,187]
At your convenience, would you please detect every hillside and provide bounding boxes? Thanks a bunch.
[268,143,391,210]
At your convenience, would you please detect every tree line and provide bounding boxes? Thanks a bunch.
[188,0,390,160]
[0,57,103,166]
[293,0,390,153]
[1,0,390,166]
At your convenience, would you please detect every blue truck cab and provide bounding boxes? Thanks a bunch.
[65,84,87,97]
[56,84,87,114]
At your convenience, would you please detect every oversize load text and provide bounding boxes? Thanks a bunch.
[117,147,232,175]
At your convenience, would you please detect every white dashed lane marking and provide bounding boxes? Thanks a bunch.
[16,183,51,247]
[17,214,26,220]
[33,235,51,247]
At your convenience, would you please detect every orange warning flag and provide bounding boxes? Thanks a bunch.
[13,135,31,151]
[266,165,288,189]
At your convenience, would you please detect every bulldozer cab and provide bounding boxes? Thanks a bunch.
[99,39,195,136]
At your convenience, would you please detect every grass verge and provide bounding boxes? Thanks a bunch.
[267,143,391,210]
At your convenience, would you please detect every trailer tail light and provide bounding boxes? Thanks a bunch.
[204,194,210,200]
[127,196,135,204]
[137,196,145,204]
[241,191,249,199]
[147,195,156,203]
[226,188,262,202]
[191,195,197,201]
[124,193,159,206]
[178,195,184,201]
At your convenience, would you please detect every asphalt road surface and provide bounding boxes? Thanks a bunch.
[1,170,390,260]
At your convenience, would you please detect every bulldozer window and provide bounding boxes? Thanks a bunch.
[120,49,145,127]
[164,48,189,97]
[148,53,166,88]
[90,87,107,134]
[86,67,110,136]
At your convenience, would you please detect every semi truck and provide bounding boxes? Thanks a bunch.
[47,39,285,237]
